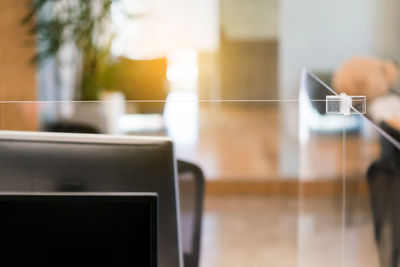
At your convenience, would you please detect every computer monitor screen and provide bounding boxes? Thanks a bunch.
[0,193,157,267]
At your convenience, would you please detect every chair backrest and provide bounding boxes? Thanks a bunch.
[0,131,183,267]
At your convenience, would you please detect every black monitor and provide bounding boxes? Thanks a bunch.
[0,193,157,267]
[0,131,182,267]
[300,69,337,114]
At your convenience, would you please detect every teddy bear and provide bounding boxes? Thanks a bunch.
[333,56,400,130]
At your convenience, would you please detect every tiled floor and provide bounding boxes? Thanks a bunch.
[200,194,380,267]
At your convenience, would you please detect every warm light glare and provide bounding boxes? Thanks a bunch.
[167,49,198,91]
[164,91,198,145]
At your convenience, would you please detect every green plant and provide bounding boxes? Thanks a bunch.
[24,0,116,100]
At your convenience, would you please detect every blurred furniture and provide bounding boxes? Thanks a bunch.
[178,160,205,267]
[45,121,100,134]
[118,114,165,135]
[219,33,278,101]
[305,71,333,114]
[108,57,168,114]
[302,70,361,134]
[367,121,400,267]
[44,121,205,267]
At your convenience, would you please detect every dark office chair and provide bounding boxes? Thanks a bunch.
[108,57,168,114]
[44,122,205,267]
[367,122,400,267]
[177,160,205,267]
[45,121,100,134]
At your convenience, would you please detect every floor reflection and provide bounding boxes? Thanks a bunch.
[200,194,380,267]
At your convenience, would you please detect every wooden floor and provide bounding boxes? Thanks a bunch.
[174,104,380,195]
[175,103,281,181]
[200,194,380,267]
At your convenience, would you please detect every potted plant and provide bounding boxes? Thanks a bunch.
[24,0,117,100]
[24,0,127,133]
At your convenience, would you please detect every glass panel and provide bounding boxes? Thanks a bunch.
[0,95,346,266]
[297,71,348,267]
[300,70,400,267]
[344,113,400,267]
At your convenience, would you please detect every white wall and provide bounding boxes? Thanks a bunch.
[220,0,278,41]
[375,0,400,91]
[279,0,378,99]
[278,0,378,176]
[376,0,400,61]
[112,0,219,59]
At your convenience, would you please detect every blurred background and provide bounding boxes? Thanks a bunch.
[1,0,400,266]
